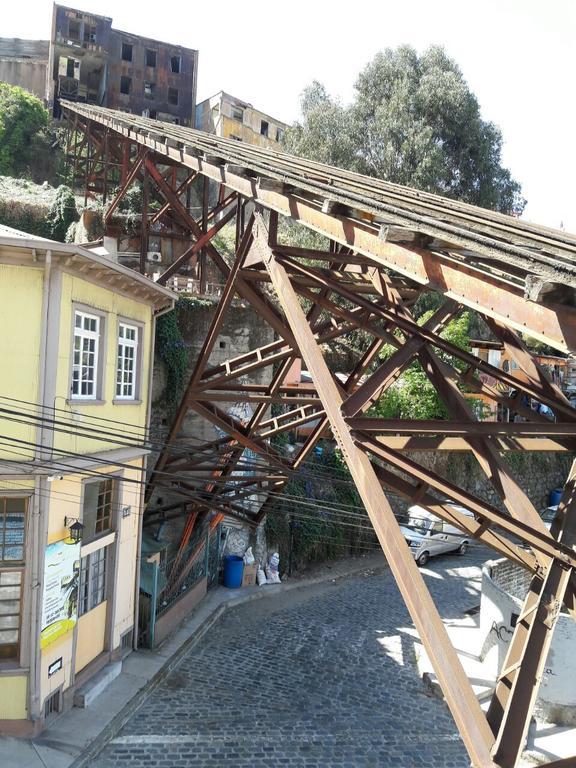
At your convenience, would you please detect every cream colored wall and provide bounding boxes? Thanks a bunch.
[46,474,84,545]
[54,271,153,456]
[0,675,28,719]
[39,632,74,706]
[0,263,44,461]
[75,600,107,672]
[43,456,144,686]
[0,478,35,491]
[221,115,283,150]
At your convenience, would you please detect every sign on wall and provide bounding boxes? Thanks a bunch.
[40,539,81,649]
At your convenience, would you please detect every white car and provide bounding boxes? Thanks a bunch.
[401,504,472,567]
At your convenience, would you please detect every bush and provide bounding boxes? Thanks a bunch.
[0,84,48,178]
[46,185,78,242]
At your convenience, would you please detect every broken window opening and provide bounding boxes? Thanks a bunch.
[144,82,156,100]
[168,87,179,106]
[170,56,181,74]
[146,49,157,68]
[68,20,80,41]
[260,120,269,137]
[121,42,133,62]
[120,76,131,96]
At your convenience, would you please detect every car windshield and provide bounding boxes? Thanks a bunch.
[408,515,432,532]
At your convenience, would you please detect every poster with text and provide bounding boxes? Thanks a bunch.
[40,539,81,648]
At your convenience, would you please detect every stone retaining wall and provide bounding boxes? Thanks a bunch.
[480,558,576,725]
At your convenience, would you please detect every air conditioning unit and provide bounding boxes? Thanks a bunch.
[147,252,162,263]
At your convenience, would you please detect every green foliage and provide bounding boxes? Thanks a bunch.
[45,185,78,242]
[0,84,49,178]
[155,297,213,410]
[265,446,376,571]
[0,176,80,241]
[285,46,525,215]
[155,300,189,409]
[212,224,237,262]
[373,310,473,419]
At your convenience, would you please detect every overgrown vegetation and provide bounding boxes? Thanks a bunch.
[0,84,65,183]
[0,176,78,239]
[155,297,213,411]
[45,185,78,241]
[265,446,377,573]
[155,300,190,410]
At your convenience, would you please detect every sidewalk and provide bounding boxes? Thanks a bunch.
[0,552,387,768]
[414,608,576,766]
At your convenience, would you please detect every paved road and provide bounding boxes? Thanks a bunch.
[93,548,490,768]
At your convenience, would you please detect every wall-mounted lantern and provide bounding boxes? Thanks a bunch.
[64,517,85,543]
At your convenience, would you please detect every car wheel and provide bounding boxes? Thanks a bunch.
[417,551,429,567]
[458,542,469,555]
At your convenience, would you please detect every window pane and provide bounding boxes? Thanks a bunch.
[0,567,21,659]
[5,499,25,514]
[0,585,21,600]
[0,599,20,615]
[0,615,19,629]
[0,571,21,585]
[3,545,23,561]
[83,483,99,539]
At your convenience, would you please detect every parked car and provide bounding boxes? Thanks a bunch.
[541,505,558,530]
[401,504,473,567]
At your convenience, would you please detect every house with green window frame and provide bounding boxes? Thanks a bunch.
[0,225,173,734]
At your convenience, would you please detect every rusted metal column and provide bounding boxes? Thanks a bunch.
[84,121,91,208]
[252,212,495,768]
[488,460,576,767]
[200,174,209,294]
[139,161,149,275]
[102,128,109,205]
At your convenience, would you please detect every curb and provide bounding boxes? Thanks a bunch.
[69,557,386,767]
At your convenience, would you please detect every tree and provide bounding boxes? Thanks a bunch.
[285,46,525,215]
[371,311,479,420]
[0,84,49,178]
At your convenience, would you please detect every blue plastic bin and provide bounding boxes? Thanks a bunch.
[549,488,563,507]
[223,555,244,588]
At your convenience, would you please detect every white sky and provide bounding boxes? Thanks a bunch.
[4,0,576,232]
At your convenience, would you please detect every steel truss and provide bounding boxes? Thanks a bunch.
[63,102,576,768]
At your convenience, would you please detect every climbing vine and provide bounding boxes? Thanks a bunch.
[155,301,188,410]
[265,444,377,572]
[155,296,213,410]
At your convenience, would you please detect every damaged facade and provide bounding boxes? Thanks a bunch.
[0,4,198,126]
[196,90,288,149]
[48,5,198,124]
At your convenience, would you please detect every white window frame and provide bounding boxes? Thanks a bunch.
[71,310,101,400]
[78,546,108,616]
[115,322,139,400]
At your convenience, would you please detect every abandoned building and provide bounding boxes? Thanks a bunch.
[0,4,198,126]
[48,4,198,123]
[195,90,288,149]
[0,39,49,100]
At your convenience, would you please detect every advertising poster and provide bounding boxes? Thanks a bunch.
[40,539,81,648]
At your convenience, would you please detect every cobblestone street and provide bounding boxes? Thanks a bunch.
[92,548,491,768]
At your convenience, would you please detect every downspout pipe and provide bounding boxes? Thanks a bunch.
[132,300,174,650]
[29,249,52,723]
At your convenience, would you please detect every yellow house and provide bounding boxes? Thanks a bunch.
[0,225,173,734]
[195,90,288,150]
